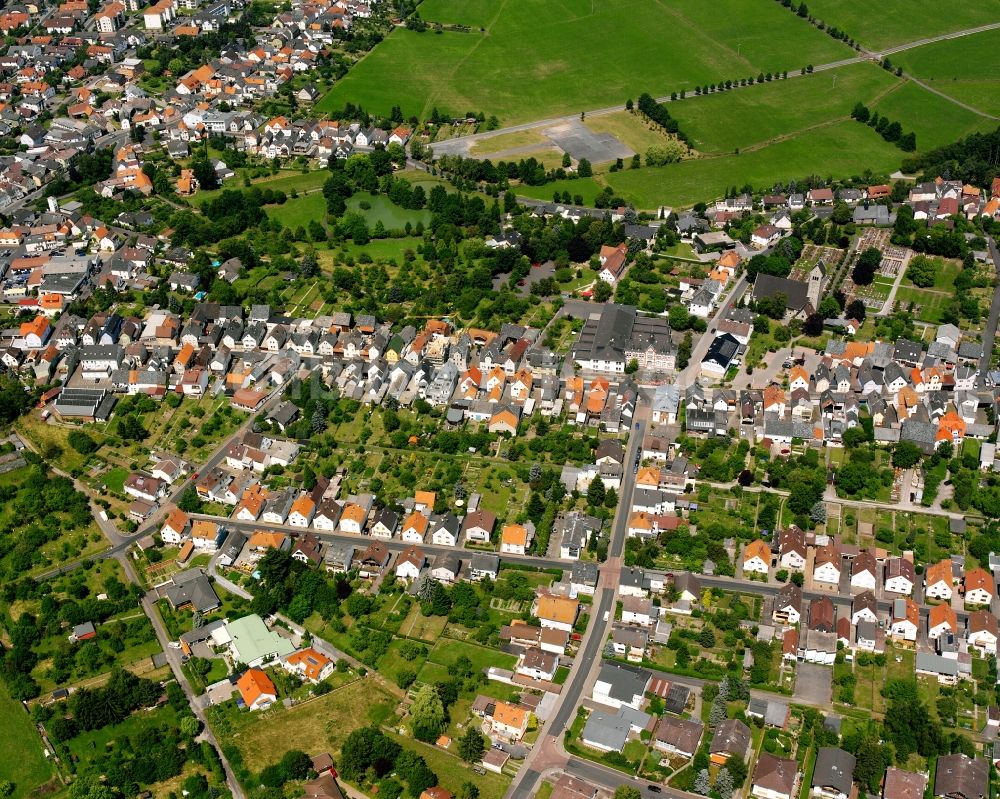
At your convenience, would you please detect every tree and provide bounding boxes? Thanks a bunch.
[179,715,200,737]
[577,158,593,177]
[699,628,716,648]
[694,768,711,796]
[458,784,481,799]
[615,788,642,799]
[818,296,841,319]
[892,441,922,469]
[716,767,734,799]
[593,280,613,302]
[846,299,867,323]
[852,247,881,285]
[906,255,938,288]
[803,313,825,336]
[410,684,446,741]
[280,749,314,780]
[458,726,486,763]
[339,727,401,781]
[587,475,606,508]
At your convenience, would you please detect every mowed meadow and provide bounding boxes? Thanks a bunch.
[799,0,1000,50]
[891,28,1000,119]
[318,0,853,123]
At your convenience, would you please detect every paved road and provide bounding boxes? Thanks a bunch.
[507,417,645,798]
[141,591,246,799]
[978,236,1000,387]
[676,275,748,387]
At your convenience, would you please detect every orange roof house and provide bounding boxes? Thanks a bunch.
[237,668,276,711]
[249,530,287,551]
[284,647,333,682]
[636,466,661,488]
[965,568,995,601]
[490,701,529,740]
[534,595,579,629]
[19,314,49,342]
[936,410,966,443]
[414,490,436,509]
[928,603,957,635]
[743,539,771,565]
[235,484,267,519]
[500,523,529,552]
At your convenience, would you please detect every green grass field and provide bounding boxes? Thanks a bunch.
[872,80,996,150]
[318,0,851,124]
[801,0,1000,50]
[191,169,330,207]
[520,119,902,209]
[389,732,510,799]
[425,638,517,673]
[667,62,897,153]
[0,684,56,798]
[892,28,1000,117]
[346,194,432,228]
[266,191,327,227]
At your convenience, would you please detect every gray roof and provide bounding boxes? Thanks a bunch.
[812,747,856,795]
[164,570,220,613]
[916,652,959,678]
[581,709,629,752]
[752,274,809,311]
[935,755,988,799]
[470,553,499,574]
[597,662,650,703]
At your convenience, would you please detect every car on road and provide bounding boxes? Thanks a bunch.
[168,641,181,649]
[648,786,662,794]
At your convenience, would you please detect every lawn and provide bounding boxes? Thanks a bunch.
[318,0,851,124]
[667,62,898,154]
[67,704,180,764]
[319,236,426,269]
[399,605,449,641]
[221,677,398,772]
[872,80,995,151]
[345,194,432,229]
[0,684,56,799]
[389,732,510,799]
[190,169,330,207]
[266,191,328,228]
[799,0,1000,50]
[426,638,517,673]
[891,28,1000,117]
[102,466,129,494]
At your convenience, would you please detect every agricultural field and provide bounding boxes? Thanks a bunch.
[667,63,898,154]
[891,28,1000,118]
[872,81,995,150]
[798,0,1000,51]
[318,0,852,124]
[516,118,904,209]
[603,119,903,209]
